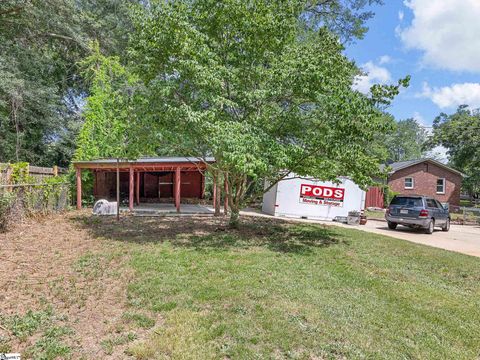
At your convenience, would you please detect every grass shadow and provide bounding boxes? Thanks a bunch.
[71,214,348,254]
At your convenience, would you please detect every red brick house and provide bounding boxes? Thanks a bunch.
[385,159,464,206]
[365,159,465,208]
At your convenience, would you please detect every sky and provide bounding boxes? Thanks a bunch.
[345,0,480,160]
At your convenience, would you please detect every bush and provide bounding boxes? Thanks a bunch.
[0,179,70,232]
[383,186,398,207]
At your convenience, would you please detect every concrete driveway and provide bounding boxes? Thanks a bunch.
[240,209,480,258]
[357,219,480,257]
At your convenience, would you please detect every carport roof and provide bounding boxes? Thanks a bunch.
[73,156,215,171]
[73,156,215,165]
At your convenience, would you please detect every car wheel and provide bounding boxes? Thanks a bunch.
[442,218,450,232]
[387,221,397,230]
[425,219,435,234]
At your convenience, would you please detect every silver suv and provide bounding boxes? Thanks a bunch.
[385,195,450,234]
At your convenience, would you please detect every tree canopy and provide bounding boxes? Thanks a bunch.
[74,42,143,161]
[0,0,385,169]
[302,0,384,43]
[432,106,480,198]
[113,0,406,226]
[384,118,430,162]
[0,0,135,167]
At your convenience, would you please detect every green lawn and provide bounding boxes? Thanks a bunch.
[365,209,386,220]
[83,215,480,359]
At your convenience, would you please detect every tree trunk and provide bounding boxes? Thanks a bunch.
[214,182,221,217]
[228,206,240,228]
[226,174,247,229]
[11,97,21,162]
[213,171,221,216]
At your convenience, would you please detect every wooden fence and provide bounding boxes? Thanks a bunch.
[0,163,67,185]
[365,186,384,209]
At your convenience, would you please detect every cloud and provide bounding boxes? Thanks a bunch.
[353,61,392,94]
[399,0,480,72]
[378,55,392,65]
[412,111,426,126]
[419,82,480,109]
[398,10,404,21]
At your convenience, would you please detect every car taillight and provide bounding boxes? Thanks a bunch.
[419,209,429,218]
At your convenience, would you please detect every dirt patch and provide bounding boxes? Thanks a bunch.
[0,211,149,359]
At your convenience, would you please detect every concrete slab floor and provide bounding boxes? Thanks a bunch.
[121,203,214,216]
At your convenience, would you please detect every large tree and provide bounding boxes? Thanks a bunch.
[384,118,430,162]
[123,0,406,226]
[1,0,382,167]
[74,42,144,162]
[0,0,135,167]
[303,0,384,43]
[432,106,480,199]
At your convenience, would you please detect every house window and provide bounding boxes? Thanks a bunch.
[437,178,446,194]
[404,177,414,189]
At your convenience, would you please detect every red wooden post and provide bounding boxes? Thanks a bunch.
[76,167,82,210]
[129,166,134,211]
[135,171,140,205]
[175,167,181,212]
[200,173,205,199]
[224,176,228,215]
[93,171,97,199]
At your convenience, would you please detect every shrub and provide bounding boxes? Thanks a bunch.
[383,186,398,207]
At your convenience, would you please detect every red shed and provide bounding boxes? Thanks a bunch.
[73,157,215,212]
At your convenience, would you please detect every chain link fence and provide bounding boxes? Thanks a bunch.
[449,205,480,225]
[0,183,70,231]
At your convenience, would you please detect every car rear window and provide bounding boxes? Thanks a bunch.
[390,197,423,207]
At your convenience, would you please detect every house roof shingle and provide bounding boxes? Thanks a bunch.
[382,158,465,177]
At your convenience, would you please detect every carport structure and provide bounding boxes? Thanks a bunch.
[73,157,218,212]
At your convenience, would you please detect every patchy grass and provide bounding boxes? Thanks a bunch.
[25,325,73,360]
[75,215,480,360]
[2,213,480,359]
[101,332,138,355]
[0,307,73,359]
[122,312,156,330]
[126,309,217,360]
[2,308,53,342]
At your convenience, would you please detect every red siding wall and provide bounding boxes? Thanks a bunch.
[143,173,159,198]
[158,172,173,198]
[94,172,128,200]
[94,170,204,201]
[181,171,202,198]
[388,162,462,205]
